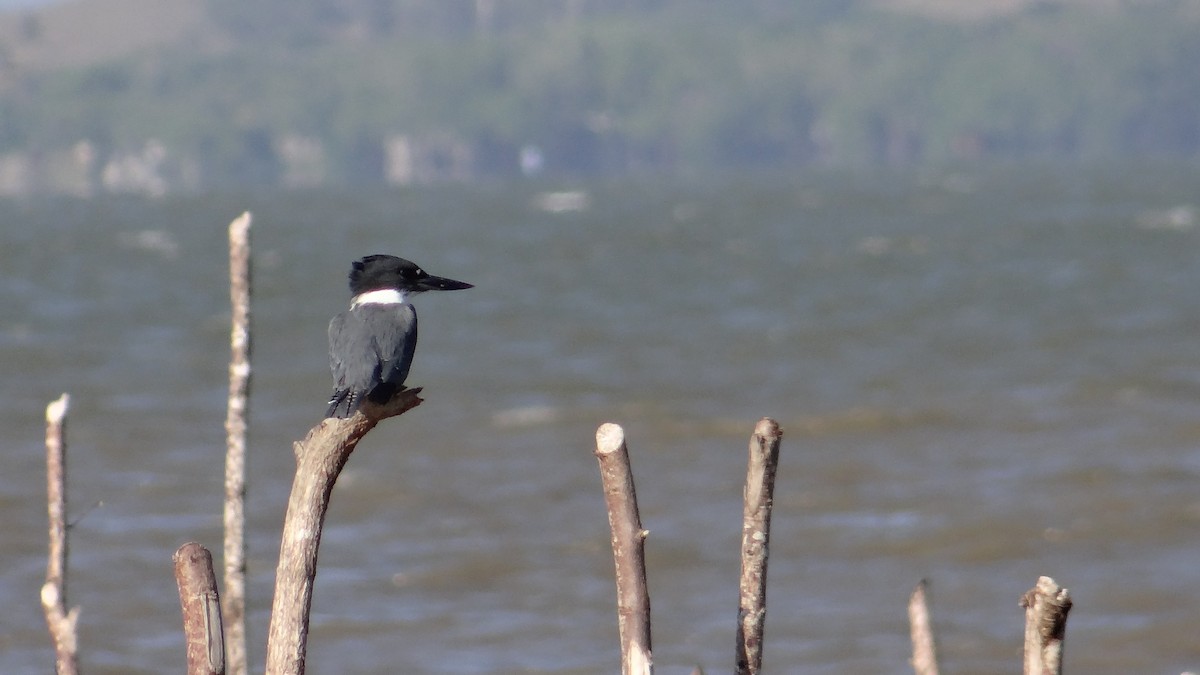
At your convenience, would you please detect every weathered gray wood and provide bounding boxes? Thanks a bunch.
[735,418,782,675]
[41,393,79,675]
[908,579,940,675]
[223,211,252,675]
[174,542,226,675]
[1021,576,1072,675]
[264,389,423,675]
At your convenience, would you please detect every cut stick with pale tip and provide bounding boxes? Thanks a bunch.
[593,423,652,675]
[46,394,70,424]
[42,392,79,675]
[596,422,625,455]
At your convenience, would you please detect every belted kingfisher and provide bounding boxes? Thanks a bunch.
[326,254,472,418]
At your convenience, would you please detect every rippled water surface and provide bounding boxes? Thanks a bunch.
[3,165,1200,673]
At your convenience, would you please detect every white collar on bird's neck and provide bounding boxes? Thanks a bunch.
[351,288,407,307]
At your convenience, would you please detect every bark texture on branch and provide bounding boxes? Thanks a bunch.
[223,210,252,675]
[735,417,782,675]
[264,389,423,675]
[174,542,226,675]
[41,393,80,675]
[594,423,653,675]
[1021,576,1071,675]
[907,579,940,675]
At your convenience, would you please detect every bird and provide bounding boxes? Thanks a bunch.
[326,254,472,418]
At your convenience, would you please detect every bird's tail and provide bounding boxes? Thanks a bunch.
[325,389,360,418]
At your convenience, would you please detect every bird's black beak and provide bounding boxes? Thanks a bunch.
[417,275,473,292]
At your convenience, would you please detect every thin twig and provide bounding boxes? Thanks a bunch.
[175,542,226,675]
[593,423,653,675]
[41,393,79,675]
[735,417,782,675]
[908,579,940,675]
[1020,576,1071,675]
[223,211,253,675]
[264,389,423,675]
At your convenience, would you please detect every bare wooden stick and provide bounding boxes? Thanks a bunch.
[175,542,226,675]
[908,579,940,675]
[735,417,782,675]
[223,211,252,675]
[41,393,80,675]
[593,423,653,675]
[264,389,423,675]
[1020,576,1072,675]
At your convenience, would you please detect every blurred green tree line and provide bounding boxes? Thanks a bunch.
[1,0,1197,189]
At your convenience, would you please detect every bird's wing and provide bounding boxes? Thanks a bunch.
[328,310,377,393]
[367,304,418,388]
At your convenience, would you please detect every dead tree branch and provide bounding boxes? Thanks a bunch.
[593,423,653,675]
[735,417,782,675]
[174,542,226,675]
[1021,576,1071,675]
[908,579,940,675]
[264,389,423,675]
[41,393,79,675]
[223,211,253,675]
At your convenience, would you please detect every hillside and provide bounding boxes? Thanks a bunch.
[0,0,1197,195]
[0,0,212,70]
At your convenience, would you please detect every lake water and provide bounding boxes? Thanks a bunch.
[3,164,1200,673]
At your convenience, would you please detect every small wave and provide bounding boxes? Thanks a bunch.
[491,404,559,428]
[791,406,958,436]
[531,191,589,213]
[855,234,930,257]
[1134,205,1196,231]
[116,229,181,258]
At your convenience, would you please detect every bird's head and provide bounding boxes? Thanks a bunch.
[348,254,473,299]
